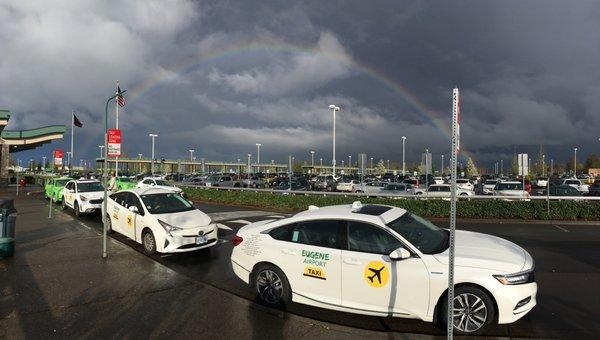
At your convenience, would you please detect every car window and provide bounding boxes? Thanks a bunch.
[269,220,342,249]
[346,221,402,255]
[386,212,448,254]
[140,193,195,214]
[110,192,128,206]
[125,193,145,215]
[77,182,104,192]
[65,182,74,190]
[441,186,451,192]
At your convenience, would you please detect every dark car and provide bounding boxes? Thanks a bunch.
[587,182,600,196]
[548,185,582,196]
[273,178,310,191]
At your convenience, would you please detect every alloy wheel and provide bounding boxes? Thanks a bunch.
[256,269,283,304]
[452,292,488,333]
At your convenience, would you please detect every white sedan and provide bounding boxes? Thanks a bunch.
[137,177,183,194]
[231,202,537,335]
[62,179,109,217]
[106,188,218,254]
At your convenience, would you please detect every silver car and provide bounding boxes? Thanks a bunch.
[204,175,240,187]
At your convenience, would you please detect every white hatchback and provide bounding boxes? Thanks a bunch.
[106,188,218,254]
[231,202,537,335]
[62,179,109,217]
[137,177,183,194]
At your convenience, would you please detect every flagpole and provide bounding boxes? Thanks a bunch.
[115,81,119,178]
[71,110,74,172]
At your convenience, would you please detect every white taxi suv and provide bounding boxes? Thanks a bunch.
[62,179,109,217]
[230,202,537,335]
[106,188,218,255]
[137,177,183,194]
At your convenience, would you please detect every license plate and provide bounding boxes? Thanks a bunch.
[195,235,208,245]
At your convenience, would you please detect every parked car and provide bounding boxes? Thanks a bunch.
[493,181,528,198]
[106,188,218,255]
[336,179,360,192]
[203,175,240,188]
[242,175,265,188]
[313,175,337,191]
[481,179,499,195]
[379,183,413,195]
[231,202,537,335]
[588,181,600,196]
[62,179,109,217]
[273,178,311,191]
[433,177,444,185]
[137,177,183,194]
[116,176,137,191]
[532,177,548,188]
[456,179,474,191]
[402,178,420,188]
[560,179,589,194]
[548,185,582,197]
[414,184,474,197]
[44,177,70,203]
[354,181,386,194]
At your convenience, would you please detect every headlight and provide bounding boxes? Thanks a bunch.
[158,220,183,236]
[493,270,534,285]
[80,195,88,201]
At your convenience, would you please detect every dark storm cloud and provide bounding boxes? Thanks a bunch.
[1,0,599,169]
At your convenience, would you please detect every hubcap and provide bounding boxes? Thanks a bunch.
[144,233,154,251]
[453,293,487,333]
[256,269,283,304]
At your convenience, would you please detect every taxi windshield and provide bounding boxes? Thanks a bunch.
[140,193,194,214]
[77,182,104,192]
[386,213,448,254]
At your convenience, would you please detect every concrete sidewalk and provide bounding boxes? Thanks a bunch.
[0,188,440,340]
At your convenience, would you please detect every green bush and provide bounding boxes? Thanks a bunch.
[182,187,600,221]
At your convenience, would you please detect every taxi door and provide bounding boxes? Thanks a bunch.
[340,221,429,317]
[271,220,343,306]
[64,182,77,208]
[121,193,143,240]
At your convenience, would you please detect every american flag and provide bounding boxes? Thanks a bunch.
[116,81,125,107]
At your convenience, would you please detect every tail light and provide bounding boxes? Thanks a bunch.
[232,235,243,246]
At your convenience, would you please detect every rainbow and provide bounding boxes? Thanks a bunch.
[126,41,473,162]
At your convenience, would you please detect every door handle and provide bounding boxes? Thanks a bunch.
[282,249,297,255]
[343,258,361,265]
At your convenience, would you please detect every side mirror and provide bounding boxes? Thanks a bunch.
[388,247,411,261]
[128,206,139,213]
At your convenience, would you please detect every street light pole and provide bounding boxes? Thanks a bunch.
[370,157,373,168]
[441,154,444,175]
[103,89,126,259]
[149,134,158,175]
[573,148,577,176]
[402,136,406,177]
[500,159,503,176]
[348,155,352,168]
[425,149,429,189]
[189,149,194,161]
[256,143,261,173]
[542,154,546,177]
[138,153,142,174]
[310,151,315,167]
[329,105,340,175]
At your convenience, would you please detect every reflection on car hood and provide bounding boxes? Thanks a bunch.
[153,185,182,193]
[155,209,212,228]
[433,230,526,273]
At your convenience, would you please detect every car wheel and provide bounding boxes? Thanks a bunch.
[460,193,468,196]
[441,286,495,336]
[142,229,157,255]
[252,264,292,308]
[61,198,67,210]
[105,214,113,234]
[74,201,81,217]
[355,190,364,193]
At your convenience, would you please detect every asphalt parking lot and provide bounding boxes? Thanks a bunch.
[49,194,600,338]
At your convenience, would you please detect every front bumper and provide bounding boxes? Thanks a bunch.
[495,282,538,324]
[162,224,219,253]
[79,200,103,213]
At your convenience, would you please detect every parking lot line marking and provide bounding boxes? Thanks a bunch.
[554,225,570,232]
[77,221,91,230]
[217,223,233,230]
[227,219,251,225]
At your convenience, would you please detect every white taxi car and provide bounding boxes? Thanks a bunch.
[106,188,217,255]
[137,177,183,194]
[231,202,537,335]
[62,179,109,217]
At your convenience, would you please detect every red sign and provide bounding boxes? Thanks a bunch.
[107,128,122,157]
[53,148,64,166]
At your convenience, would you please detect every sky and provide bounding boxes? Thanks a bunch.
[1,0,599,170]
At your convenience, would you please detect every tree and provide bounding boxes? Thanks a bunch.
[465,157,478,176]
[375,160,386,175]
[510,153,519,175]
[585,154,600,170]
